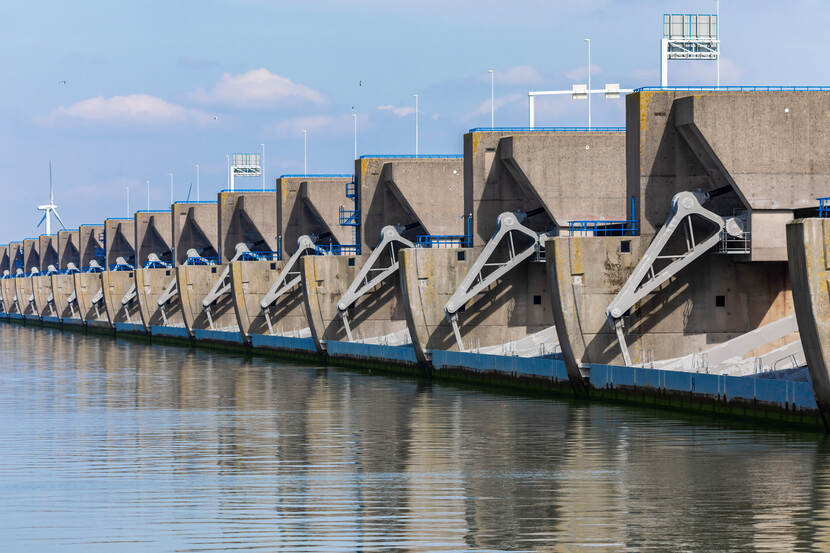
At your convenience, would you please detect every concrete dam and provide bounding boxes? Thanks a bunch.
[6,87,830,431]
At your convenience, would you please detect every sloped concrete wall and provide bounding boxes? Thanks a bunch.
[787,218,830,411]
[218,191,278,260]
[104,219,135,267]
[78,225,104,268]
[135,211,173,266]
[279,176,353,252]
[57,230,80,270]
[17,239,40,317]
[38,235,58,272]
[546,236,795,382]
[172,202,219,265]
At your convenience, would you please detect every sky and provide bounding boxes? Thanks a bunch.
[1,0,827,241]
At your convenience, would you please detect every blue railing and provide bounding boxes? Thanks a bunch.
[339,206,360,226]
[219,188,276,193]
[84,266,104,273]
[93,247,105,259]
[417,214,473,248]
[143,259,170,269]
[634,86,830,92]
[280,173,353,178]
[469,126,625,133]
[819,197,830,218]
[358,154,463,159]
[62,268,80,275]
[239,250,280,262]
[184,255,218,266]
[315,244,359,256]
[109,263,134,272]
[345,181,357,199]
[568,196,640,237]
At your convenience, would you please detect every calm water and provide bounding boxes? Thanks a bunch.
[1,325,829,552]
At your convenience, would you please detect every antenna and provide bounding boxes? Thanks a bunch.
[37,161,66,234]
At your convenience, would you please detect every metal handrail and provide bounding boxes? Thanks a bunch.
[315,244,359,256]
[635,86,830,92]
[819,197,830,218]
[339,206,360,226]
[238,250,280,262]
[469,126,625,132]
[184,256,218,266]
[567,219,639,236]
[358,154,463,159]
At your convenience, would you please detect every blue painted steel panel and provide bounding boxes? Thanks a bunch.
[325,341,418,364]
[193,329,244,344]
[251,334,317,353]
[61,318,84,326]
[41,316,61,324]
[151,325,189,338]
[114,322,146,334]
[587,363,819,410]
[431,350,568,381]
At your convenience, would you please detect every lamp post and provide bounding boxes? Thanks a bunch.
[412,93,419,157]
[352,110,358,160]
[585,38,591,128]
[260,143,265,190]
[489,69,495,128]
[195,164,200,202]
[303,130,308,176]
[169,172,173,205]
[146,180,150,210]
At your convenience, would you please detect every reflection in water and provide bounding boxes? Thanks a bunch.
[0,324,828,552]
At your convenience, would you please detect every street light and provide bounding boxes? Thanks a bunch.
[585,38,591,128]
[195,164,200,202]
[488,69,495,128]
[146,180,150,210]
[352,109,358,160]
[303,130,308,176]
[412,93,419,157]
[169,172,173,205]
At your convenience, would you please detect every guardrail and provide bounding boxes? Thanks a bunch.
[239,251,280,262]
[315,244,359,256]
[634,86,830,92]
[567,219,639,237]
[469,126,625,132]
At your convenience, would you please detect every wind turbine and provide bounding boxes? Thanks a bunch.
[37,161,66,234]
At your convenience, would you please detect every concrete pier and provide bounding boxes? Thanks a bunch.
[100,218,141,333]
[73,224,108,329]
[51,229,82,325]
[301,157,463,355]
[32,234,59,321]
[133,209,175,333]
[399,130,626,363]
[144,202,218,339]
[16,238,40,319]
[787,218,830,415]
[231,175,351,353]
[0,245,10,313]
[547,90,826,386]
[178,191,276,345]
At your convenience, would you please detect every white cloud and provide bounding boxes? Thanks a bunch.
[482,65,543,85]
[40,94,210,126]
[378,104,415,118]
[189,68,325,108]
[465,93,524,120]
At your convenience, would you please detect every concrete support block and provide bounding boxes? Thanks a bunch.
[101,269,143,331]
[51,273,81,323]
[177,264,239,338]
[135,267,183,329]
[546,235,796,383]
[73,272,109,328]
[787,218,830,413]
[31,275,53,317]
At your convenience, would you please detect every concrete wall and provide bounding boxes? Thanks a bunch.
[786,218,830,411]
[51,272,80,323]
[0,246,8,312]
[73,271,109,328]
[3,243,22,313]
[135,266,182,329]
[546,235,795,382]
[57,230,80,270]
[279,176,353,253]
[218,191,278,261]
[177,264,238,336]
[78,225,104,268]
[135,211,173,266]
[626,91,830,259]
[18,239,40,316]
[38,235,58,272]
[172,202,219,265]
[102,268,141,327]
[230,259,303,343]
[104,219,136,267]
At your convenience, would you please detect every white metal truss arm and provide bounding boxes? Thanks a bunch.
[337,226,413,313]
[260,235,316,310]
[445,211,541,317]
[444,211,544,352]
[605,191,725,365]
[201,243,249,308]
[156,277,178,307]
[336,226,414,342]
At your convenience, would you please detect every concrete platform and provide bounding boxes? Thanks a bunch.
[304,157,463,355]
[399,130,626,363]
[179,190,277,343]
[101,218,142,331]
[232,175,351,345]
[74,224,108,328]
[545,90,825,386]
[139,202,218,335]
[17,238,40,319]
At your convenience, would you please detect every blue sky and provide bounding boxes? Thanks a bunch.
[1,0,826,240]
